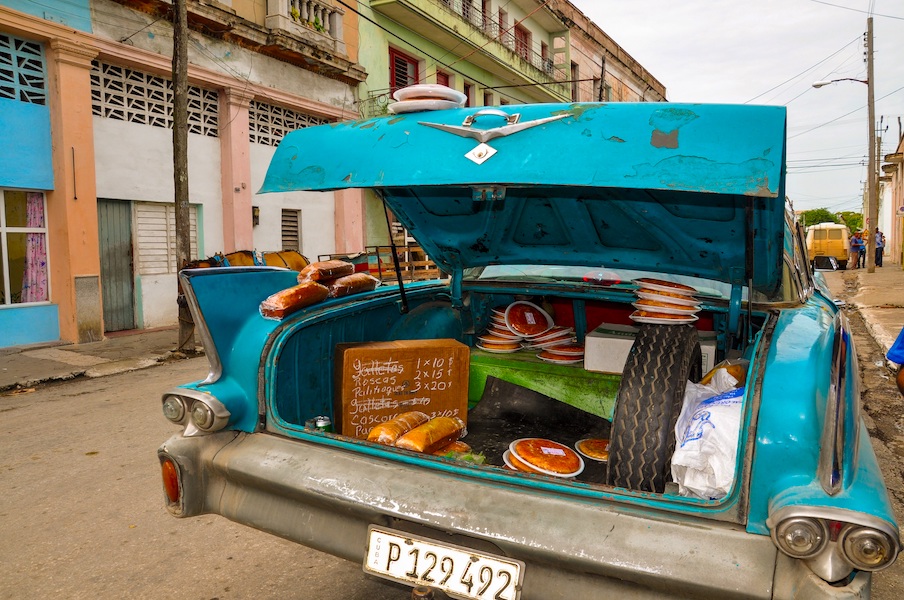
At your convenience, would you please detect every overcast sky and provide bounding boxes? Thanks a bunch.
[568,0,904,214]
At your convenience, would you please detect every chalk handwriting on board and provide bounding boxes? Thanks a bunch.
[345,354,460,437]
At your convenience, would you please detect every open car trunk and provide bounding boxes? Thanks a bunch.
[257,279,765,497]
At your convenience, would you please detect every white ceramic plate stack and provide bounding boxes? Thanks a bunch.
[629,278,702,325]
[388,84,467,114]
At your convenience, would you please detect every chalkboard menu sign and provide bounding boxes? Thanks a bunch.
[334,339,470,439]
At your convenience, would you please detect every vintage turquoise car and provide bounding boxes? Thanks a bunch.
[158,99,900,599]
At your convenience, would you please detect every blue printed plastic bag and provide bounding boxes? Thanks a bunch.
[672,369,745,499]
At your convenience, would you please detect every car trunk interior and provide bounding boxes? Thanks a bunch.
[268,286,765,489]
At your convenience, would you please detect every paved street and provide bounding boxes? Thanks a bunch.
[0,359,410,600]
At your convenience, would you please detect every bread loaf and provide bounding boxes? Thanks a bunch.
[326,272,379,298]
[395,417,466,454]
[432,440,471,456]
[259,280,329,319]
[367,411,429,445]
[298,260,355,282]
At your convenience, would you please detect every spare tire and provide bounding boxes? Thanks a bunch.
[606,324,702,493]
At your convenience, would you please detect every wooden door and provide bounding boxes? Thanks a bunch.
[97,198,136,331]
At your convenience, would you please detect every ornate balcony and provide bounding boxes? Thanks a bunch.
[108,0,364,84]
[266,0,346,55]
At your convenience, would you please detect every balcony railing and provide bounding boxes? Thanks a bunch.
[266,0,346,53]
[436,0,564,80]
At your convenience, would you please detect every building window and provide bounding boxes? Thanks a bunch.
[0,34,46,105]
[514,24,531,61]
[0,190,49,305]
[463,82,473,107]
[90,61,218,137]
[389,48,419,92]
[497,10,512,49]
[249,100,330,147]
[134,201,198,275]
[436,71,450,87]
[281,209,302,251]
[592,77,601,102]
[483,91,494,106]
[571,61,579,102]
[482,0,492,30]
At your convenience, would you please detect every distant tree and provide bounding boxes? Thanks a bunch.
[801,208,839,228]
[839,211,863,232]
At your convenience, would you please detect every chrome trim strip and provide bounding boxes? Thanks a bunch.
[817,312,847,495]
[179,269,221,385]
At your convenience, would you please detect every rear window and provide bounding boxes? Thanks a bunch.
[814,230,827,240]
[828,230,843,240]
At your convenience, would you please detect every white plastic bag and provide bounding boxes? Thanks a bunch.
[671,369,745,499]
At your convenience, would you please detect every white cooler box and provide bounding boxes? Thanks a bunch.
[584,323,716,374]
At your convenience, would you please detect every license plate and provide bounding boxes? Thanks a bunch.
[364,526,524,600]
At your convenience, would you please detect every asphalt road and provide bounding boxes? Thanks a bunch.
[1,310,902,599]
[0,359,410,600]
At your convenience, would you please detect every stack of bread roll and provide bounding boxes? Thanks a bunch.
[367,411,468,455]
[259,260,379,319]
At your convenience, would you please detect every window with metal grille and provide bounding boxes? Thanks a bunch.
[281,209,302,251]
[249,100,330,147]
[389,48,419,92]
[89,61,218,137]
[0,34,46,105]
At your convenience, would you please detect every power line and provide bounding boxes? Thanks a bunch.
[744,34,860,104]
[807,0,904,21]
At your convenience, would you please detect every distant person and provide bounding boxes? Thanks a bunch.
[859,230,868,268]
[875,227,886,267]
[889,327,904,396]
[849,231,863,269]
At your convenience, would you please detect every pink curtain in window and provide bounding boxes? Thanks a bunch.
[21,192,48,303]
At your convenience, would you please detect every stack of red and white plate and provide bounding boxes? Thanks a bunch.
[476,306,524,353]
[629,278,701,325]
[536,342,584,364]
[503,438,584,478]
[476,301,556,353]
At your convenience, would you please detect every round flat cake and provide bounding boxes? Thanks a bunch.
[575,438,610,462]
[505,302,552,336]
[510,438,583,476]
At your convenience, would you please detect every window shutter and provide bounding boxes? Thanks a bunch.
[135,202,198,274]
[281,209,302,251]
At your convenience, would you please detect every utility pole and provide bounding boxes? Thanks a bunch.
[866,16,878,273]
[173,0,195,351]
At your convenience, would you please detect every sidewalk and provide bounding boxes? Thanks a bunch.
[0,327,200,392]
[821,263,904,366]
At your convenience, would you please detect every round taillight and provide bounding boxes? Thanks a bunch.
[839,526,897,571]
[160,458,180,504]
[191,402,215,430]
[162,396,185,423]
[774,517,829,559]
